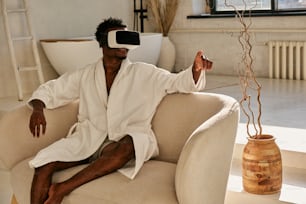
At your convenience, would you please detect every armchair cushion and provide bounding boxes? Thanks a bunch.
[11,158,178,204]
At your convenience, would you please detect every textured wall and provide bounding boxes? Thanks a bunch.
[1,0,306,99]
[169,0,306,76]
[0,0,133,98]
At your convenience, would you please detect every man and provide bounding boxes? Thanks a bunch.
[28,17,212,204]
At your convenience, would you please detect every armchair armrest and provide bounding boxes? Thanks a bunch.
[175,98,239,204]
[0,101,78,170]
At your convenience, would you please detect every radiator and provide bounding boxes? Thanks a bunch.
[268,41,306,80]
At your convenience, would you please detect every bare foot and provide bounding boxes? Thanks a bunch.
[44,184,66,204]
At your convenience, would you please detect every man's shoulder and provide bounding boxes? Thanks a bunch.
[131,61,171,76]
[131,61,153,67]
[71,59,100,75]
[129,61,162,73]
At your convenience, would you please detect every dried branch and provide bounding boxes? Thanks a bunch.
[147,0,178,36]
[225,0,263,139]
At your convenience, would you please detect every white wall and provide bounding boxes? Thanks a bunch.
[169,0,306,75]
[0,0,133,99]
[1,0,306,99]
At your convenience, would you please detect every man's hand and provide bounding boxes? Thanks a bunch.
[192,50,213,83]
[29,99,46,137]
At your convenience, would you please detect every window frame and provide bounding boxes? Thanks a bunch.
[208,0,306,15]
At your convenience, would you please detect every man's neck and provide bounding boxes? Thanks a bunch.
[103,57,122,74]
[103,56,123,94]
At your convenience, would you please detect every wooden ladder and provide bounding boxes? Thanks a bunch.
[2,0,44,100]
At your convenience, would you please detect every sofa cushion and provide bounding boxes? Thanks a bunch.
[11,158,178,204]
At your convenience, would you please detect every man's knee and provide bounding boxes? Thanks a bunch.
[119,135,133,144]
[101,135,135,163]
[120,135,134,146]
[118,135,135,158]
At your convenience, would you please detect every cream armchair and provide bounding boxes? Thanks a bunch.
[0,92,239,204]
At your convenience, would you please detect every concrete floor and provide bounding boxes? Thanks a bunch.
[0,74,305,204]
[204,75,306,204]
[205,75,306,129]
[206,75,306,158]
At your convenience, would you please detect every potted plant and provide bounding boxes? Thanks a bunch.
[224,0,282,195]
[147,0,178,72]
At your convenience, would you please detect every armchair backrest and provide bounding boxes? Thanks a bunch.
[0,101,79,170]
[152,92,238,163]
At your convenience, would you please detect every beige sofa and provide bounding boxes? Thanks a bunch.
[0,92,239,204]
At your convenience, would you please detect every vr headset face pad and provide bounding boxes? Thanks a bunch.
[107,30,140,50]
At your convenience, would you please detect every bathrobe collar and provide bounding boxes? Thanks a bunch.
[94,58,132,106]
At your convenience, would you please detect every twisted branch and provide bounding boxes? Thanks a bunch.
[147,0,178,36]
[225,0,263,139]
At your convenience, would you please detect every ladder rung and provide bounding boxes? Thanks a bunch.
[18,66,39,71]
[12,36,33,41]
[3,0,45,100]
[6,9,27,13]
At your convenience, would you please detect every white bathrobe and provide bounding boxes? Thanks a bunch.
[28,58,206,179]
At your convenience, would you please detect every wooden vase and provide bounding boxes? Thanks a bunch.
[242,134,282,194]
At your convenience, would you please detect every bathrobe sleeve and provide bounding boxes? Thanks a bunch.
[147,64,206,95]
[166,65,206,93]
[27,67,86,109]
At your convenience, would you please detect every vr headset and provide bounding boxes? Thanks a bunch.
[107,30,140,50]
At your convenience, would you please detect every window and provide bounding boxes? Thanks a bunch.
[278,0,306,10]
[209,0,306,14]
[215,0,271,11]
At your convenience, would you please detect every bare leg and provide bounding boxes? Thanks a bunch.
[31,160,88,204]
[45,135,135,204]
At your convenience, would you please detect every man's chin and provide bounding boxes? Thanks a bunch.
[118,56,127,60]
[116,48,128,60]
